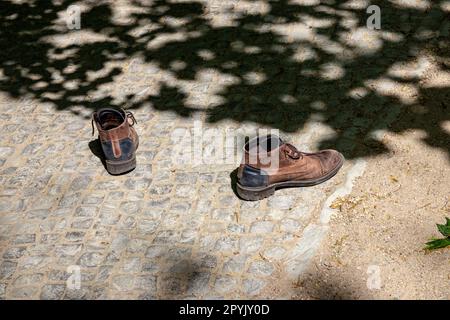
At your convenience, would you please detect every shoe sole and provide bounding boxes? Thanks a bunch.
[106,156,136,175]
[236,153,345,201]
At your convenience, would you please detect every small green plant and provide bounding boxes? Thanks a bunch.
[425,217,450,250]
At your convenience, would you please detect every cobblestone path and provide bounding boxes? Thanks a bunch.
[0,100,361,298]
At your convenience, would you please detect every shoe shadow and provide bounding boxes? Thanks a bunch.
[88,138,107,171]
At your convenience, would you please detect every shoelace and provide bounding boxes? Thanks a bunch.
[126,111,137,126]
[283,143,302,159]
[91,117,95,136]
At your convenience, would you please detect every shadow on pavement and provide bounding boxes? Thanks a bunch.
[0,0,448,160]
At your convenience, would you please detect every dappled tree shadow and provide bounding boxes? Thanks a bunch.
[0,0,448,159]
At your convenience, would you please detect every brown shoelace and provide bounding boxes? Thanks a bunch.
[283,143,302,159]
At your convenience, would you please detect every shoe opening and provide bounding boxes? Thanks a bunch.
[245,134,281,153]
[97,109,125,130]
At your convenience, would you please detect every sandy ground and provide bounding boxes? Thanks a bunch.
[292,111,450,300]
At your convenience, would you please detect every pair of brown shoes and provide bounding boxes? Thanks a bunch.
[92,109,344,200]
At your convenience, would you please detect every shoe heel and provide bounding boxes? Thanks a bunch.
[236,183,275,201]
[106,157,136,175]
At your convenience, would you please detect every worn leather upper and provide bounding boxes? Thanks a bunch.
[92,108,138,160]
[238,135,343,185]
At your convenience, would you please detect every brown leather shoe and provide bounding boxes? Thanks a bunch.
[92,108,139,175]
[236,135,344,200]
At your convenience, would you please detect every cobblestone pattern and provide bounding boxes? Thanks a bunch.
[0,102,351,299]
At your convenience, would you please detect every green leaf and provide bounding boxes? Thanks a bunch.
[424,218,450,250]
[425,238,450,250]
[437,223,450,237]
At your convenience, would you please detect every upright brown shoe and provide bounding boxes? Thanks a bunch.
[236,135,344,201]
[92,108,139,175]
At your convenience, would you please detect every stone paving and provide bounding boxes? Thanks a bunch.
[0,100,358,299]
[0,0,446,299]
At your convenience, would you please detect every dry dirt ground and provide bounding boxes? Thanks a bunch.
[294,130,449,300]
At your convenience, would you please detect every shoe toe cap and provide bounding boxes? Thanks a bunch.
[320,150,344,173]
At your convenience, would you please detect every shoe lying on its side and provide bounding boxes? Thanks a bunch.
[236,135,344,201]
[92,108,139,175]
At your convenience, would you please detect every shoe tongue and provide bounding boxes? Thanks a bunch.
[247,135,282,153]
[98,109,124,130]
